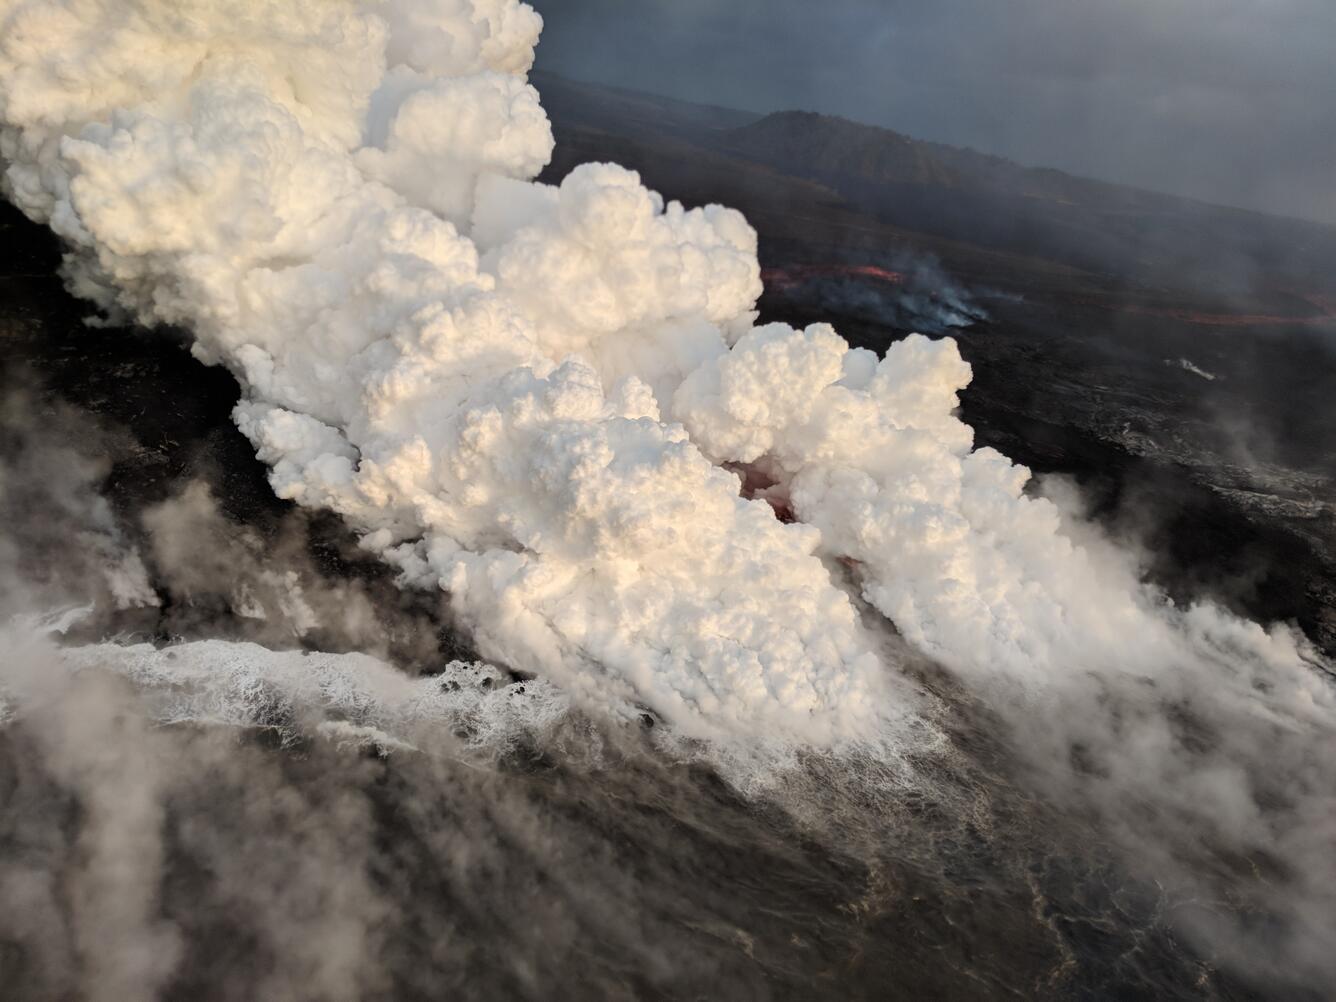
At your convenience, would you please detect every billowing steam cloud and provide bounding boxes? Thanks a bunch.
[0,0,1328,741]
[0,0,895,741]
[2,0,1335,993]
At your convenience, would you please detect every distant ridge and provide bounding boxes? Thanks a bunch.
[538,71,1336,232]
[537,71,1336,297]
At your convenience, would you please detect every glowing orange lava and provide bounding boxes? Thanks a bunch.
[762,264,906,292]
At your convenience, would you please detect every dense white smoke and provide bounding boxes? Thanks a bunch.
[0,0,891,741]
[4,2,1336,993]
[0,0,1329,752]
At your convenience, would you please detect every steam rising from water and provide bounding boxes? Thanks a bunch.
[0,0,1334,993]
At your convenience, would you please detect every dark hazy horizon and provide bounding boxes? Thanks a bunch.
[531,0,1336,226]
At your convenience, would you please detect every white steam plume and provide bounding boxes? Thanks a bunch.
[0,0,892,741]
[0,0,1329,752]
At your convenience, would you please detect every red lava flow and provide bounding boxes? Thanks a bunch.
[762,264,906,292]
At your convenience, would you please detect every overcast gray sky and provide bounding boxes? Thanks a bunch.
[530,0,1336,225]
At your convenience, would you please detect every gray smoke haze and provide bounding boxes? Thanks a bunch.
[0,382,159,622]
[0,367,454,666]
[532,0,1336,225]
[4,603,1335,998]
[139,481,447,664]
